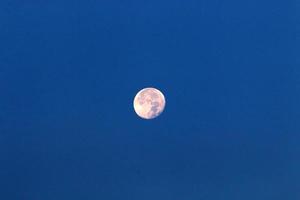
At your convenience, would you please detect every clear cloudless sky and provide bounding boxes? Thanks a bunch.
[0,0,299,199]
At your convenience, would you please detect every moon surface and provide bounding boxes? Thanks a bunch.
[133,87,166,119]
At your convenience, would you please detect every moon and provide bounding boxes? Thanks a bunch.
[133,87,166,119]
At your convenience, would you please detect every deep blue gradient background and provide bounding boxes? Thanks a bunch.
[0,0,299,199]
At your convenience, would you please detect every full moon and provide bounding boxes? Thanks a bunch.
[133,87,166,119]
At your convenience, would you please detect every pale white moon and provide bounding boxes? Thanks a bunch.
[133,87,166,119]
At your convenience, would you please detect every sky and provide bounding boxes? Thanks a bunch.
[0,0,299,199]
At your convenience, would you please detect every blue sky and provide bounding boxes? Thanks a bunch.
[0,0,299,199]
